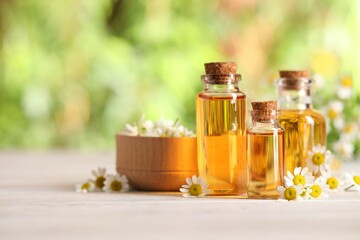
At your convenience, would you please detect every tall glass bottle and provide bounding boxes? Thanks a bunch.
[247,101,284,199]
[196,62,246,195]
[276,70,326,173]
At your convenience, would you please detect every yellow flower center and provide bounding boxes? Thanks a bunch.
[327,109,338,120]
[310,185,322,198]
[344,124,353,134]
[312,153,325,166]
[189,184,202,196]
[293,175,306,186]
[110,180,123,191]
[300,190,306,198]
[341,77,352,87]
[95,176,106,188]
[81,182,91,191]
[353,176,360,185]
[284,187,297,201]
[326,177,339,190]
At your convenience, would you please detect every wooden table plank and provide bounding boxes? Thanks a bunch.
[1,151,360,240]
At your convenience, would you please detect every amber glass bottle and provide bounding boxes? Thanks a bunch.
[196,62,246,195]
[276,71,326,173]
[247,101,284,199]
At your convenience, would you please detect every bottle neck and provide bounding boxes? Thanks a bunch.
[249,121,282,132]
[203,82,239,93]
[277,88,312,110]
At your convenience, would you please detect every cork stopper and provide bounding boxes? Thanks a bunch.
[251,101,280,122]
[279,70,309,78]
[202,62,241,84]
[278,70,312,90]
[204,62,237,75]
[251,101,278,111]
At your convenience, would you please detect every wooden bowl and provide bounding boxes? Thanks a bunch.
[116,134,198,191]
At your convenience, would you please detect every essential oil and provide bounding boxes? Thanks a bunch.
[196,62,247,195]
[247,101,284,199]
[277,71,326,173]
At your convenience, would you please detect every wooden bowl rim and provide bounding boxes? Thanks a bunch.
[116,133,196,140]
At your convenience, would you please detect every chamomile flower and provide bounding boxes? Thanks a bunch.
[342,122,359,140]
[337,76,353,100]
[123,115,194,137]
[320,166,344,192]
[136,115,156,136]
[90,167,107,191]
[179,175,210,198]
[75,180,95,193]
[344,172,360,192]
[284,167,315,187]
[155,117,194,137]
[312,73,325,90]
[103,174,130,193]
[277,185,303,201]
[176,125,195,137]
[123,123,138,136]
[333,139,354,160]
[307,177,330,200]
[306,144,332,175]
[325,101,344,130]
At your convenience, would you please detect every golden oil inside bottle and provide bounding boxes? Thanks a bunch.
[247,131,284,199]
[279,109,326,173]
[196,94,246,195]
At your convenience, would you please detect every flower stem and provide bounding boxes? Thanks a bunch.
[345,184,355,191]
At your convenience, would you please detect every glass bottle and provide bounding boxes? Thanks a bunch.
[196,62,246,195]
[247,101,284,199]
[276,70,326,173]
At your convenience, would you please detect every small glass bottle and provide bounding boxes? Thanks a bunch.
[276,71,326,173]
[247,101,284,199]
[196,62,247,195]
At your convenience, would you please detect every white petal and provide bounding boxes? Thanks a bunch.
[182,193,192,198]
[186,177,192,185]
[294,167,301,175]
[284,176,292,182]
[192,175,198,184]
[307,151,314,157]
[179,188,189,193]
[301,167,308,176]
[285,181,294,187]
[345,172,353,179]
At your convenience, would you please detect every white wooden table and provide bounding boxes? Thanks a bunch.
[1,151,360,240]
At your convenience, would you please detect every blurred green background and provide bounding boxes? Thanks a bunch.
[0,0,359,150]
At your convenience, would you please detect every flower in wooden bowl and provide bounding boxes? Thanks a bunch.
[116,116,198,191]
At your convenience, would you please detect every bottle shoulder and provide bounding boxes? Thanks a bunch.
[198,91,246,100]
[279,109,326,123]
[247,127,284,135]
[247,122,284,134]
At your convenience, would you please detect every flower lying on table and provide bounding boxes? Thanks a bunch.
[75,180,95,193]
[123,115,194,137]
[90,167,107,191]
[278,167,329,201]
[284,167,315,187]
[179,175,210,198]
[307,144,332,176]
[75,167,130,194]
[320,166,344,192]
[278,146,360,200]
[104,174,130,193]
[344,172,360,192]
[277,185,303,201]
